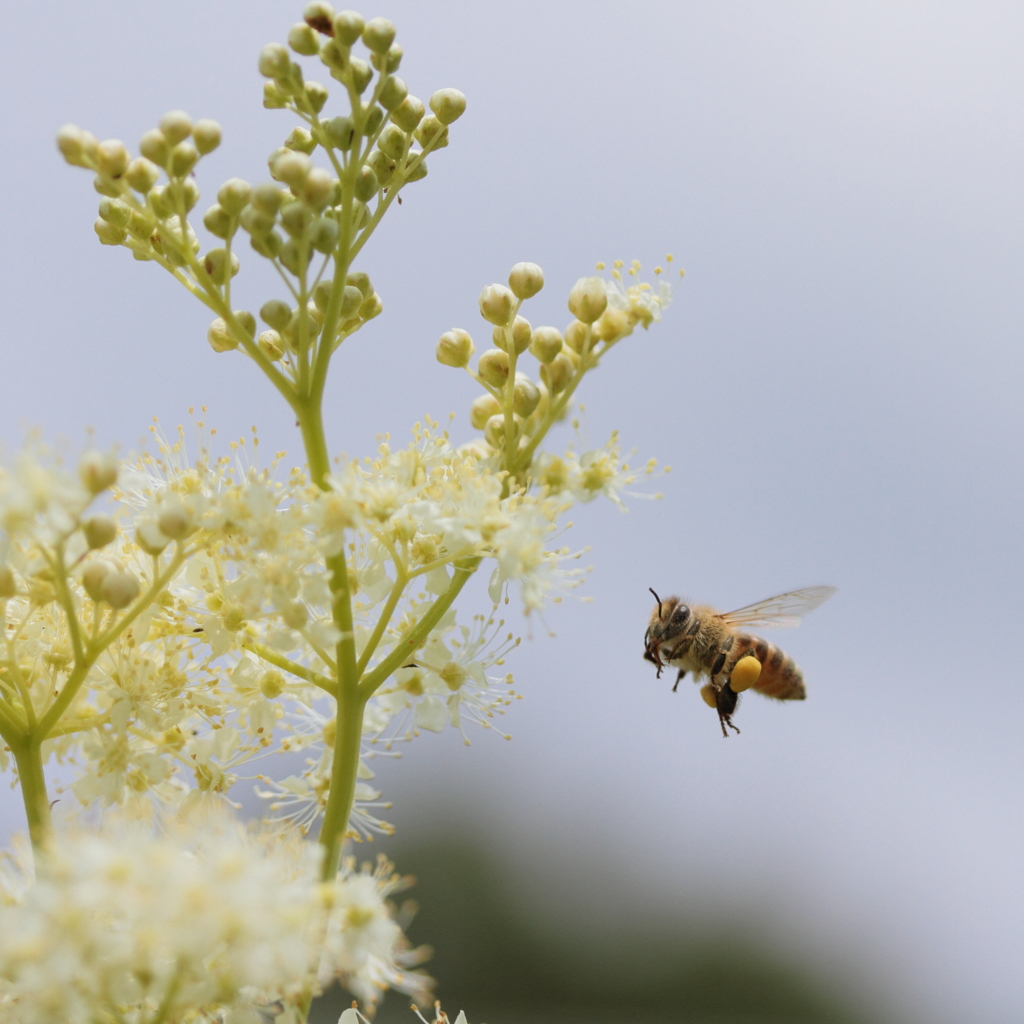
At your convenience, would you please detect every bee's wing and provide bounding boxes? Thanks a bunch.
[719,586,837,629]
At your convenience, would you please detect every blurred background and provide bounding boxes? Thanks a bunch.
[2,1,1023,1021]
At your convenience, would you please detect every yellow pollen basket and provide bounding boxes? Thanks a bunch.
[700,683,717,708]
[730,656,762,692]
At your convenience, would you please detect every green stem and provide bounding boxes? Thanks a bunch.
[317,674,363,881]
[10,737,51,851]
[242,641,337,696]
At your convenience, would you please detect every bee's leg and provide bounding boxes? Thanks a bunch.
[713,678,741,737]
[672,669,687,693]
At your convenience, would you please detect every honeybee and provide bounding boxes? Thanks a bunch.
[644,586,837,737]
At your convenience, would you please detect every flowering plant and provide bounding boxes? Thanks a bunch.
[0,5,678,1022]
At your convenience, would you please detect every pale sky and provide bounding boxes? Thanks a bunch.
[2,3,1023,1022]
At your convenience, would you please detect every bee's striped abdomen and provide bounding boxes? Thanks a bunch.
[732,633,806,701]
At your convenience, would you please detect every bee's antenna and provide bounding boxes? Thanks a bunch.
[649,587,663,618]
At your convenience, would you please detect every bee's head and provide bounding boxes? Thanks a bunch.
[645,590,691,666]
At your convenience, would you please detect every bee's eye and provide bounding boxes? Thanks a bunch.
[672,606,690,625]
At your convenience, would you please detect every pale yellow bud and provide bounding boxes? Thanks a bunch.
[513,375,541,417]
[203,248,240,285]
[332,10,364,45]
[302,167,335,208]
[81,514,117,549]
[568,276,608,323]
[94,219,127,245]
[493,315,532,355]
[207,317,238,353]
[593,305,631,342]
[437,328,474,368]
[477,348,510,388]
[259,329,284,360]
[169,141,199,177]
[159,110,193,145]
[82,561,111,601]
[125,158,160,194]
[470,393,501,430]
[136,519,170,555]
[564,319,590,354]
[508,261,544,299]
[269,149,310,187]
[379,75,408,111]
[282,601,309,629]
[96,139,130,178]
[392,95,425,132]
[362,16,396,54]
[79,450,118,494]
[56,124,98,167]
[259,43,292,78]
[485,413,518,448]
[529,326,563,363]
[429,88,467,124]
[289,22,321,56]
[139,129,169,168]
[479,283,516,327]
[101,569,140,610]
[217,177,252,215]
[540,352,574,394]
[157,498,193,540]
[192,119,221,154]
[359,292,383,320]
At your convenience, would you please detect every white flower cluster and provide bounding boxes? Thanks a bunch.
[0,813,430,1023]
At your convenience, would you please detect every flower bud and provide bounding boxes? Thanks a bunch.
[280,201,313,237]
[139,129,169,167]
[169,141,199,178]
[429,88,467,125]
[568,276,608,323]
[305,81,329,114]
[203,247,239,284]
[94,219,127,245]
[436,328,474,368]
[485,413,519,448]
[159,110,193,145]
[259,330,284,359]
[269,149,310,188]
[328,285,357,320]
[379,75,408,111]
[251,182,285,215]
[513,375,541,417]
[264,82,288,108]
[540,352,574,394]
[260,299,292,330]
[320,38,350,73]
[156,498,193,540]
[594,305,631,342]
[82,561,111,601]
[406,158,428,182]
[349,58,373,95]
[125,157,160,193]
[377,123,406,160]
[508,261,544,299]
[354,165,378,201]
[96,139,130,178]
[216,177,252,215]
[383,44,403,73]
[101,569,140,610]
[259,43,292,79]
[302,167,334,207]
[359,292,383,320]
[303,2,335,33]
[347,270,373,297]
[234,310,256,337]
[92,175,123,199]
[362,16,396,54]
[311,217,339,253]
[181,177,200,213]
[332,10,365,45]
[240,206,275,236]
[565,319,590,354]
[289,22,321,55]
[366,148,396,186]
[285,126,317,155]
[259,669,286,699]
[0,564,15,599]
[278,241,302,275]
[478,284,515,327]
[192,119,221,154]
[203,204,232,239]
[414,114,448,149]
[56,124,98,167]
[470,393,501,430]
[136,519,170,555]
[326,116,356,148]
[477,348,510,388]
[529,326,563,363]
[730,655,762,693]
[81,514,117,549]
[207,317,238,352]
[493,315,531,355]
[282,601,309,630]
[391,95,425,132]
[79,450,118,494]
